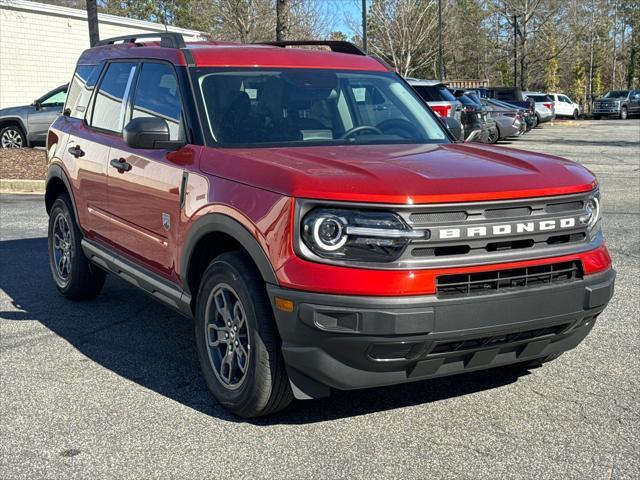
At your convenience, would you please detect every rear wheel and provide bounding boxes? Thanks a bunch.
[194,252,293,418]
[488,127,499,144]
[48,194,106,299]
[620,106,628,120]
[0,125,26,148]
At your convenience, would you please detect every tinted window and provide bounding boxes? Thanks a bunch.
[131,62,182,141]
[41,89,67,107]
[197,69,447,147]
[527,95,552,102]
[65,65,101,119]
[91,62,137,132]
[412,85,457,102]
[457,95,477,107]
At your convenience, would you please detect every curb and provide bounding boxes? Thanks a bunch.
[0,179,45,194]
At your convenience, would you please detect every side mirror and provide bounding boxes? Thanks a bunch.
[123,117,184,150]
[32,100,41,110]
[440,116,464,142]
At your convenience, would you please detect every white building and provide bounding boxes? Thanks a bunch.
[0,0,203,108]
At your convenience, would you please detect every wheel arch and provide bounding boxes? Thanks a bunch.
[45,164,80,226]
[181,213,279,302]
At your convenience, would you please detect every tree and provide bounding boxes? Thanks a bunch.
[276,0,289,40]
[367,0,439,77]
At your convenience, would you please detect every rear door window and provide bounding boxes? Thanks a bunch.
[130,62,183,141]
[90,62,137,133]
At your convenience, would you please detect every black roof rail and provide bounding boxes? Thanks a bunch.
[96,32,186,49]
[258,40,366,56]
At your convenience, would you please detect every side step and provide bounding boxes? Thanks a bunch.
[81,239,192,318]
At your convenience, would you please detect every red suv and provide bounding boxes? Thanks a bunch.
[45,33,615,418]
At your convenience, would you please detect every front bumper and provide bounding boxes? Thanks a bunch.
[593,107,621,115]
[268,268,615,399]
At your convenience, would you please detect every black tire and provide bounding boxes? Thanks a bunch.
[535,113,541,127]
[620,106,628,120]
[489,127,500,144]
[195,251,293,418]
[593,115,601,120]
[572,109,579,120]
[48,194,106,299]
[0,124,26,148]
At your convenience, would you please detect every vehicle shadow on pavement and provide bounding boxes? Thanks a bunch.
[0,237,529,425]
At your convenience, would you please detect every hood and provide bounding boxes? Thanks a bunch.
[0,105,29,116]
[200,143,596,204]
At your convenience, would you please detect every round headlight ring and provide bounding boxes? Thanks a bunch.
[312,215,347,251]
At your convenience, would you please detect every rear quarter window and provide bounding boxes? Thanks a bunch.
[65,64,102,119]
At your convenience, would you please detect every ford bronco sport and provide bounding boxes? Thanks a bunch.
[45,33,615,418]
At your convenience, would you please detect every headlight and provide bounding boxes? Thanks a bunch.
[580,192,601,231]
[301,208,426,262]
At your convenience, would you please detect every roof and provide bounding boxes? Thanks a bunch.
[77,41,390,71]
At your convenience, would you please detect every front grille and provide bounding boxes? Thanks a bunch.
[429,323,570,354]
[436,261,583,298]
[399,192,594,266]
[411,232,586,258]
[410,211,467,224]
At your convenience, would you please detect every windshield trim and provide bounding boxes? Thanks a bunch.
[190,67,453,149]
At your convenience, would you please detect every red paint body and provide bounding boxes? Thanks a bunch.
[48,41,612,299]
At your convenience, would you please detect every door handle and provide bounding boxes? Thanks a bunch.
[110,158,132,173]
[68,145,85,158]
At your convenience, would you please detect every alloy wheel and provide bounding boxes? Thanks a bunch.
[204,283,251,390]
[52,213,72,282]
[1,128,23,148]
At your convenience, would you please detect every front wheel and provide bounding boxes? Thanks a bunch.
[48,194,106,299]
[573,109,579,120]
[0,125,26,148]
[195,252,292,418]
[620,106,628,120]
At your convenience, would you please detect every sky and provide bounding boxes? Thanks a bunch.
[323,0,365,37]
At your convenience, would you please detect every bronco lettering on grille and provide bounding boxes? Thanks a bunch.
[438,217,577,240]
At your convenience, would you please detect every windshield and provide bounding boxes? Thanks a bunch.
[602,90,628,98]
[195,69,448,147]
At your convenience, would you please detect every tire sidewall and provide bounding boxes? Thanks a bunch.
[194,257,270,411]
[620,107,627,120]
[1,125,26,148]
[48,197,79,293]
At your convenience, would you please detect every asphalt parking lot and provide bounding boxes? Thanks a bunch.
[1,119,639,479]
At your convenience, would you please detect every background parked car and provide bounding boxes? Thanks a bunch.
[406,78,463,123]
[449,90,490,143]
[481,87,537,128]
[460,90,499,143]
[485,98,526,139]
[0,84,67,148]
[522,92,555,124]
[592,90,640,120]
[548,93,580,119]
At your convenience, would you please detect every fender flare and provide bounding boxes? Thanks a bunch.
[180,213,279,294]
[45,163,81,226]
